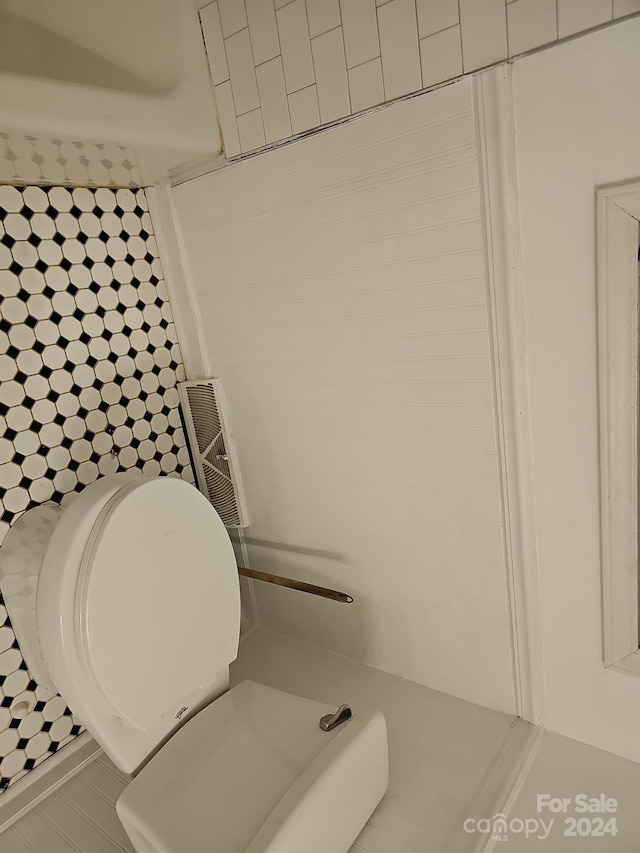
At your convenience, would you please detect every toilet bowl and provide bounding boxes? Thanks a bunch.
[0,473,388,853]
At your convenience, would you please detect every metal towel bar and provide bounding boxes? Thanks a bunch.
[237,566,353,604]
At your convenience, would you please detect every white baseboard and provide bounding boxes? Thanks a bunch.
[451,718,544,853]
[472,65,545,726]
[0,732,102,834]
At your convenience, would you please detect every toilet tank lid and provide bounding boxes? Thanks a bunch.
[117,680,389,853]
[75,477,241,732]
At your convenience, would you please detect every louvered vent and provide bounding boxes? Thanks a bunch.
[177,379,249,528]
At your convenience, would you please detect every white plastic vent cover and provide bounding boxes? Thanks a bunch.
[177,379,249,528]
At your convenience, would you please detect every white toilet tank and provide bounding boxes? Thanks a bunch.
[117,680,389,853]
[0,474,242,774]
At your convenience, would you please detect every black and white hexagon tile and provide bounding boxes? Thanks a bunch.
[0,183,193,791]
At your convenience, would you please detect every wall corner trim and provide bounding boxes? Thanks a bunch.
[146,182,261,636]
[596,182,640,671]
[472,66,546,726]
[451,719,544,853]
[146,182,212,381]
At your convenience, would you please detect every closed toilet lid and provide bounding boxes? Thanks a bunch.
[75,477,240,732]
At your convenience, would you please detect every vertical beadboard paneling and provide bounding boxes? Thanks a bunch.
[173,81,514,713]
[3,757,133,852]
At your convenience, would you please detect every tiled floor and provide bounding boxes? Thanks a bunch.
[2,755,135,853]
[200,0,640,157]
[233,629,516,851]
[500,731,640,851]
[0,628,517,852]
[5,646,640,852]
[0,183,191,792]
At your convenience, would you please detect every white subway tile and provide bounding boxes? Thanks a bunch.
[237,108,266,151]
[306,0,341,37]
[200,2,229,85]
[245,0,280,65]
[214,82,241,157]
[225,28,260,115]
[557,0,612,35]
[613,0,640,16]
[416,0,459,38]
[312,28,351,123]
[256,57,292,142]
[420,25,462,87]
[288,85,320,133]
[507,0,557,56]
[348,57,384,113]
[274,0,293,7]
[277,0,315,93]
[378,0,422,101]
[459,0,507,71]
[218,0,248,37]
[340,0,380,68]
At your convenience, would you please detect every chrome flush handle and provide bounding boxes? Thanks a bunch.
[319,704,352,732]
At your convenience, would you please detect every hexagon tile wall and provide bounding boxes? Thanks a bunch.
[0,183,193,791]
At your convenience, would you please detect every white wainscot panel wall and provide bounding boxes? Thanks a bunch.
[172,78,516,714]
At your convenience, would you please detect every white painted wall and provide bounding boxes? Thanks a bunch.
[512,18,640,760]
[172,79,516,714]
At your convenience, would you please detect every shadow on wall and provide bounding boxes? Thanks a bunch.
[237,535,380,667]
[209,356,397,668]
[235,535,345,563]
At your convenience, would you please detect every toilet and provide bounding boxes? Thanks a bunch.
[0,473,388,853]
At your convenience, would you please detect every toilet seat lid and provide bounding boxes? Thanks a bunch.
[74,477,240,732]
